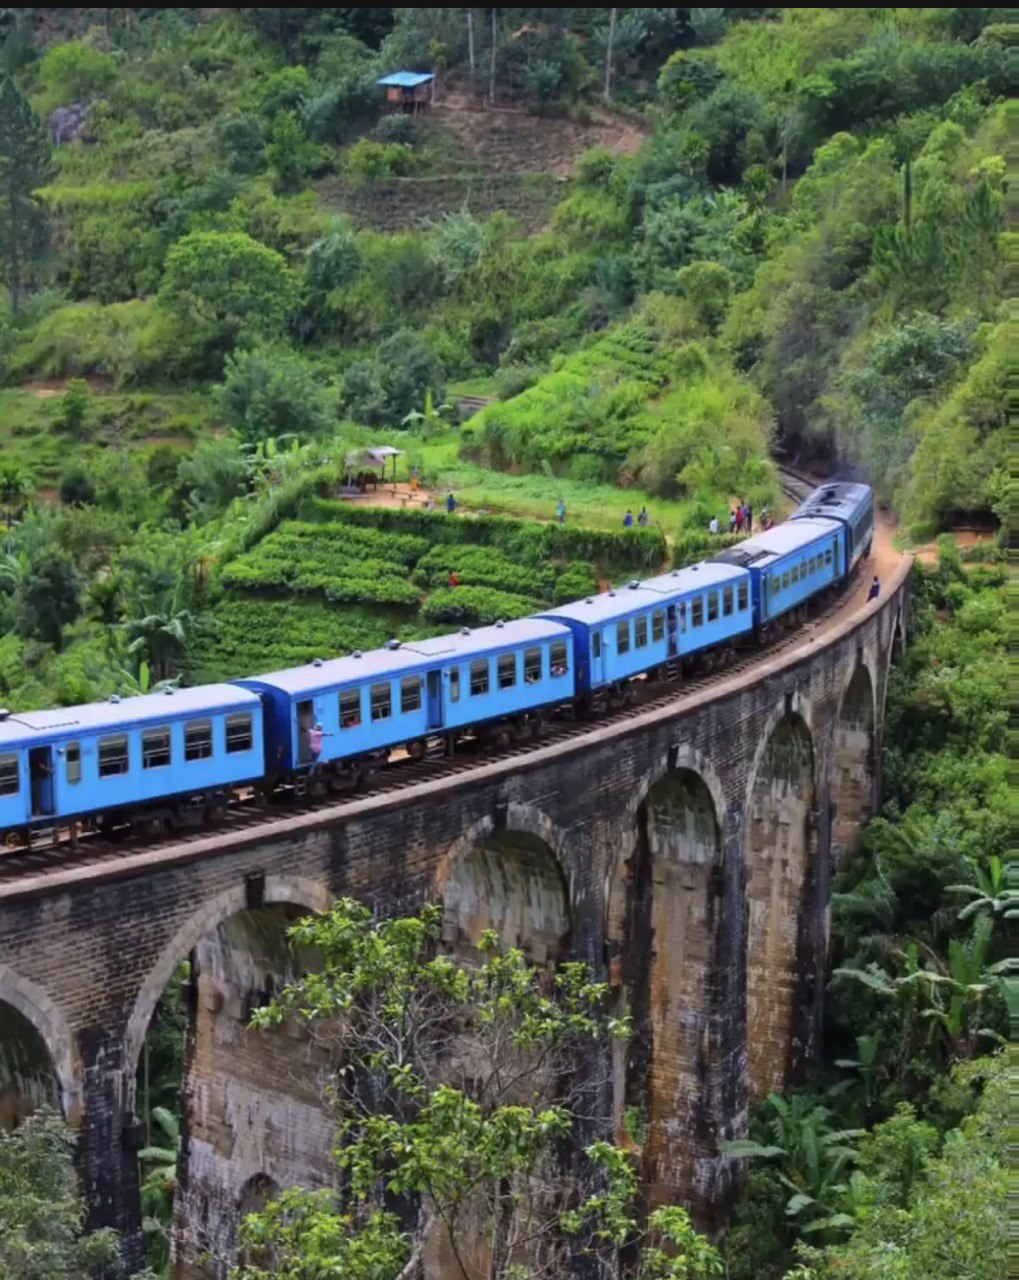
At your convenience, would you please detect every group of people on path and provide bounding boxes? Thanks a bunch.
[709,499,766,537]
[623,506,649,529]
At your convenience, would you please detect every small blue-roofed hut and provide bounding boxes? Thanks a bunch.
[378,70,434,113]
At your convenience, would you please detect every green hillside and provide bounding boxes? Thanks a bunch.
[0,11,1007,1280]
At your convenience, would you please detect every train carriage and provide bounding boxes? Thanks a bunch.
[639,562,754,660]
[711,518,844,630]
[235,618,574,774]
[791,482,874,576]
[0,685,264,840]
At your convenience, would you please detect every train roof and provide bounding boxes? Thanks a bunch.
[0,684,260,746]
[539,582,667,628]
[710,518,842,570]
[792,482,871,523]
[640,560,747,596]
[239,618,572,696]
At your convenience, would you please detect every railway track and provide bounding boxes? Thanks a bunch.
[0,553,859,886]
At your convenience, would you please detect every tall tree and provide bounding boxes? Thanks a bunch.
[604,7,618,103]
[237,900,725,1280]
[0,76,52,314]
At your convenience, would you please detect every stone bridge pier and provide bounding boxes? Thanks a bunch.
[0,566,910,1278]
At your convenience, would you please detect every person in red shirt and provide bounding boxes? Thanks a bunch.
[449,571,459,588]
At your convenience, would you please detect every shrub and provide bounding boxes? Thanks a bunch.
[343,139,417,182]
[218,348,334,445]
[376,114,417,145]
[420,586,543,627]
[58,378,91,435]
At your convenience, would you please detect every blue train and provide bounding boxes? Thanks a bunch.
[0,483,873,847]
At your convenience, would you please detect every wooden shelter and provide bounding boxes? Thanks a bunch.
[377,71,434,113]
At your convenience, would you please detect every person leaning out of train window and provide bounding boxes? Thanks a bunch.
[308,723,332,776]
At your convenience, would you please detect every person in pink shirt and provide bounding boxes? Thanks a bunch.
[308,722,332,778]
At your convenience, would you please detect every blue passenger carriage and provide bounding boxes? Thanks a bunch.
[639,562,754,662]
[236,618,574,776]
[540,584,671,706]
[711,518,844,633]
[791,482,873,575]
[0,685,264,841]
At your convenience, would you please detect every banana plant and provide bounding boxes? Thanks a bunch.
[138,1105,181,1272]
[722,1094,862,1235]
[947,855,1017,921]
[834,1032,882,1111]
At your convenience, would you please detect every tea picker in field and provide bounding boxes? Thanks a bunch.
[623,509,634,528]
[556,497,566,524]
[446,492,457,514]
[638,506,649,527]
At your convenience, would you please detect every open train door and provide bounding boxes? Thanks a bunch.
[426,670,443,730]
[28,747,55,818]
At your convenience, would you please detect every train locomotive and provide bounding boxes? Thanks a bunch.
[0,483,873,849]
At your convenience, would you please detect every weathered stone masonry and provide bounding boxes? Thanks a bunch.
[0,562,910,1277]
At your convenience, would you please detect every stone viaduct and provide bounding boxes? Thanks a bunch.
[0,560,910,1278]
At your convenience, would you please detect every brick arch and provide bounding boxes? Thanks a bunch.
[743,703,817,1100]
[434,805,572,961]
[123,875,332,1084]
[830,657,877,865]
[607,744,728,950]
[0,965,82,1123]
[742,690,817,817]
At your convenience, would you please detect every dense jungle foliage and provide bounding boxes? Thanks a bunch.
[0,7,1007,1279]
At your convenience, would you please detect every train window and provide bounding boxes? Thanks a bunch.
[470,660,490,696]
[400,677,422,714]
[370,684,392,721]
[723,586,734,617]
[707,593,719,623]
[339,690,361,728]
[0,753,18,796]
[679,603,687,633]
[550,641,569,676]
[142,727,172,770]
[825,549,833,566]
[809,557,816,574]
[738,582,749,611]
[616,621,631,654]
[651,610,665,642]
[524,648,542,683]
[592,633,602,660]
[634,615,648,648]
[691,597,703,627]
[791,565,799,584]
[449,667,460,702]
[226,714,254,753]
[98,735,129,778]
[782,572,791,590]
[185,719,213,760]
[498,653,517,689]
[801,560,807,579]
[66,742,81,784]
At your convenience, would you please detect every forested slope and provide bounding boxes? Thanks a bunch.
[0,10,1008,1280]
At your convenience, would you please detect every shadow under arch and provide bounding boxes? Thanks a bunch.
[831,659,877,866]
[435,807,573,963]
[610,757,727,1215]
[123,874,333,1086]
[743,705,817,1101]
[0,965,81,1123]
